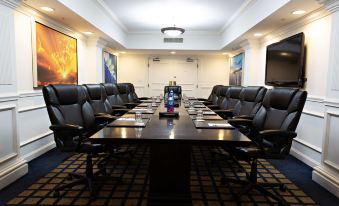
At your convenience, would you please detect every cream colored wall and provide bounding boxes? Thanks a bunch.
[117,54,230,98]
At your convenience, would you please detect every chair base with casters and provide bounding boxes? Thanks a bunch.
[220,157,287,206]
[53,151,122,198]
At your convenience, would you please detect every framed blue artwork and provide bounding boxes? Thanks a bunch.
[229,53,244,86]
[103,51,117,84]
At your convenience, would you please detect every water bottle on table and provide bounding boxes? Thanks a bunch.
[167,90,174,113]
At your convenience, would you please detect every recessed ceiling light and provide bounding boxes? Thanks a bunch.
[254,33,263,37]
[120,51,126,54]
[222,52,229,56]
[292,10,306,15]
[83,31,93,35]
[40,7,54,12]
[170,51,176,54]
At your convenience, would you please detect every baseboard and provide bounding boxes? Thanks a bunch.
[0,159,28,190]
[290,147,320,168]
[312,166,339,198]
[21,141,56,162]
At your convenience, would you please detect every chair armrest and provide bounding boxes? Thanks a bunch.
[95,114,117,122]
[207,105,220,109]
[138,97,150,100]
[112,108,130,116]
[112,105,127,109]
[214,109,233,115]
[197,98,207,101]
[227,118,253,127]
[203,101,213,105]
[124,103,139,109]
[50,124,84,132]
[259,130,297,140]
[232,115,253,120]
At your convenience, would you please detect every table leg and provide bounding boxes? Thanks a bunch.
[148,143,192,206]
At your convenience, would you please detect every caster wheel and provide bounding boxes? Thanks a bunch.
[279,184,287,192]
[53,191,60,197]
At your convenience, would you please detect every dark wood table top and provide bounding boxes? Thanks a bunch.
[90,101,251,146]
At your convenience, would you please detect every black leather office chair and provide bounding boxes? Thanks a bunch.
[197,85,223,102]
[209,86,242,113]
[42,84,115,197]
[125,83,149,102]
[117,83,140,108]
[215,86,266,119]
[202,85,223,105]
[101,83,131,115]
[207,86,228,109]
[83,84,118,121]
[224,87,307,205]
[164,86,182,100]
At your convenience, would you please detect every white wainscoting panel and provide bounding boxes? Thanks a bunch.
[0,6,14,85]
[0,105,17,163]
[323,109,339,172]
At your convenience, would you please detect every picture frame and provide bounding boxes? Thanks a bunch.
[229,53,244,86]
[103,50,117,84]
[32,22,78,87]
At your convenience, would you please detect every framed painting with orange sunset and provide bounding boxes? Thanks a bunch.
[33,22,78,87]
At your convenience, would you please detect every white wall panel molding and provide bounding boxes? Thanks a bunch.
[21,139,55,162]
[313,165,339,198]
[290,147,321,168]
[18,104,45,113]
[293,138,322,153]
[20,131,53,148]
[307,95,325,103]
[0,94,19,102]
[0,153,17,165]
[322,109,339,172]
[317,0,339,13]
[19,91,42,98]
[302,110,324,118]
[0,158,27,190]
[325,98,339,108]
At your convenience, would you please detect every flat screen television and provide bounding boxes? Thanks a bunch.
[265,32,305,87]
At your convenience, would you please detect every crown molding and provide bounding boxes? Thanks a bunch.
[316,0,339,13]
[95,0,128,33]
[0,0,88,41]
[220,0,258,33]
[261,6,330,44]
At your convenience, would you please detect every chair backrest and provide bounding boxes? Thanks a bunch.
[83,84,112,114]
[42,84,96,151]
[126,83,139,103]
[117,83,130,103]
[211,85,223,105]
[233,86,267,118]
[101,83,125,106]
[252,87,307,156]
[216,86,229,107]
[219,86,243,110]
[164,86,182,100]
[207,85,223,102]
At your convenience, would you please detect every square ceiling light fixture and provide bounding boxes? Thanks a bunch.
[161,26,185,37]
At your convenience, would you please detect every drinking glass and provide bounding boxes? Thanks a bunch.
[147,103,153,111]
[189,101,195,110]
[135,111,142,123]
[152,96,157,106]
[196,110,204,121]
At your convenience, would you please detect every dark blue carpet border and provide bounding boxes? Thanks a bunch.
[0,149,338,205]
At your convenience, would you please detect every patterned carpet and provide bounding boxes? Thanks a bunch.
[6,145,317,206]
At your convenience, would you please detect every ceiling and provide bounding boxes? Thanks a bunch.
[101,0,248,33]
[21,0,324,53]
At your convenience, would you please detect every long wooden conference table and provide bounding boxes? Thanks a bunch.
[90,99,251,206]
